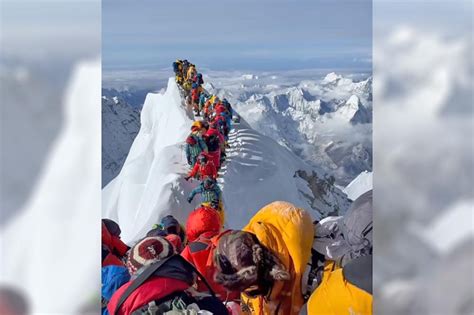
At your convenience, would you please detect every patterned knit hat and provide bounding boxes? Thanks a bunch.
[214,231,290,292]
[126,236,174,275]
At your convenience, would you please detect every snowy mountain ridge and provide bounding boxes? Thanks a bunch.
[102,78,350,243]
[207,72,372,186]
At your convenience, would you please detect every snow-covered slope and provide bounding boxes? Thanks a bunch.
[102,95,140,187]
[103,78,350,243]
[207,72,372,186]
[343,170,373,201]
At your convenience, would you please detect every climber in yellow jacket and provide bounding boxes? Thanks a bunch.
[213,201,314,315]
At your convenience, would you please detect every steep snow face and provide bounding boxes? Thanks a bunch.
[102,87,151,109]
[332,95,372,125]
[343,170,373,200]
[103,78,350,243]
[210,72,372,186]
[102,96,141,187]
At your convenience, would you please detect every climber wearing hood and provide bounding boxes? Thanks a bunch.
[185,153,217,180]
[185,121,208,166]
[102,219,129,267]
[107,236,228,315]
[187,177,222,206]
[213,201,314,315]
[172,60,183,86]
[181,207,240,305]
[307,190,373,315]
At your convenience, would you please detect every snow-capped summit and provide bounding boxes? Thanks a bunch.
[323,72,343,83]
[212,71,372,186]
[333,95,372,124]
[242,74,259,80]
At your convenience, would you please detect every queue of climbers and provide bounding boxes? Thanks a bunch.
[101,61,373,315]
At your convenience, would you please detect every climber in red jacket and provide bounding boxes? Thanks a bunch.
[204,125,224,169]
[185,153,217,180]
[181,206,240,303]
[102,220,129,267]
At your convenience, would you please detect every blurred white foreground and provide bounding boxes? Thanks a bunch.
[0,60,101,314]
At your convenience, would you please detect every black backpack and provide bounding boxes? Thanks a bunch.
[206,135,220,152]
[111,255,228,315]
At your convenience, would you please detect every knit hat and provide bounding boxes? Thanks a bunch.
[186,206,221,242]
[126,236,174,275]
[160,215,182,236]
[214,231,290,292]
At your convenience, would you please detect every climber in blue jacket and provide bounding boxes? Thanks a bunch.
[187,177,221,204]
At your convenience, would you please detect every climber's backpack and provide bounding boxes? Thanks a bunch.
[112,255,228,315]
[206,134,220,152]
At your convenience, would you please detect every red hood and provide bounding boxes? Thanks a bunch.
[186,207,222,242]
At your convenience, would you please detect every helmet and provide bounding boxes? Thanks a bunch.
[198,154,207,163]
[191,121,203,130]
[203,177,215,189]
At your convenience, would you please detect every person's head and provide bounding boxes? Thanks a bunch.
[200,120,209,131]
[191,121,202,131]
[160,215,183,238]
[126,236,174,275]
[203,177,216,189]
[146,227,168,238]
[213,231,290,297]
[102,218,121,238]
[185,206,221,242]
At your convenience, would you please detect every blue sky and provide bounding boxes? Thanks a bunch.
[103,0,372,72]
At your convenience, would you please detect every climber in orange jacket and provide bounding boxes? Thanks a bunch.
[185,153,217,180]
